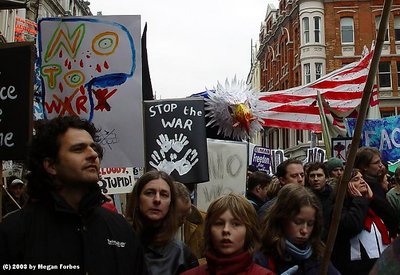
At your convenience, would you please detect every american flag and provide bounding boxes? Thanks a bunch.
[258,47,375,132]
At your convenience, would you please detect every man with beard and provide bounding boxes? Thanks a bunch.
[0,116,146,274]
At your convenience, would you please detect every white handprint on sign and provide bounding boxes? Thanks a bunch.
[171,133,189,153]
[150,133,198,176]
[149,150,175,174]
[156,134,172,158]
[175,149,199,176]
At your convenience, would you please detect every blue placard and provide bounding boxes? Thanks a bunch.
[251,146,271,174]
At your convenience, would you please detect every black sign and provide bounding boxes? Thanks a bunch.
[0,0,26,10]
[144,98,209,183]
[0,42,34,160]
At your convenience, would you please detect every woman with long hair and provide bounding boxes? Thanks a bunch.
[255,184,339,274]
[126,170,198,274]
[330,169,397,275]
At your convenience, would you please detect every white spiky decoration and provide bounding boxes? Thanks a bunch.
[204,77,264,140]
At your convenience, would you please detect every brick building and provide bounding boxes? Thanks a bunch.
[0,0,92,43]
[250,0,400,159]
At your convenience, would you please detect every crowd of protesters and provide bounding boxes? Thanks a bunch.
[1,115,400,274]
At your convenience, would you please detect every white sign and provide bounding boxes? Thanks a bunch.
[98,167,138,195]
[196,139,247,211]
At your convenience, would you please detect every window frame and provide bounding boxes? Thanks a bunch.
[340,17,354,44]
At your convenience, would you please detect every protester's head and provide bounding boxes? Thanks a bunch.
[174,181,192,226]
[377,167,390,192]
[347,168,371,198]
[204,193,260,256]
[7,178,25,199]
[27,116,101,199]
[354,147,384,177]
[276,159,304,186]
[126,170,178,245]
[260,184,324,259]
[307,162,328,192]
[325,157,344,178]
[247,171,272,201]
[266,177,281,200]
[395,166,400,186]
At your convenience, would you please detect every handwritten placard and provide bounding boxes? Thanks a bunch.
[144,98,209,183]
[37,16,144,168]
[0,42,34,160]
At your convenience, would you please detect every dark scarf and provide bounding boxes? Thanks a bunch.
[364,208,391,245]
[205,250,253,274]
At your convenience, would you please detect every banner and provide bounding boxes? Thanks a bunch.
[196,139,247,211]
[37,16,144,168]
[0,43,34,160]
[346,116,400,162]
[144,98,209,183]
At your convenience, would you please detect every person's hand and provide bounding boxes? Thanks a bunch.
[281,265,298,275]
[365,183,373,199]
[348,181,363,197]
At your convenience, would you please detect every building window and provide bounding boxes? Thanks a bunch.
[315,63,322,79]
[302,17,309,43]
[375,16,389,41]
[397,62,400,87]
[340,17,354,44]
[395,16,400,42]
[378,62,391,88]
[304,63,311,84]
[314,16,321,43]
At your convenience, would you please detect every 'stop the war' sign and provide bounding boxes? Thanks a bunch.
[0,42,34,160]
[144,98,209,184]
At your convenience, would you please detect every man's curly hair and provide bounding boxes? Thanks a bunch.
[27,116,101,199]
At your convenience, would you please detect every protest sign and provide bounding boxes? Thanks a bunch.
[346,116,400,162]
[270,149,285,175]
[306,147,326,163]
[196,139,247,211]
[98,167,136,195]
[37,16,144,168]
[331,137,352,161]
[144,98,209,183]
[251,146,271,173]
[0,42,34,160]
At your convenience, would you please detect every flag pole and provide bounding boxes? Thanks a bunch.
[316,91,332,159]
[320,0,392,273]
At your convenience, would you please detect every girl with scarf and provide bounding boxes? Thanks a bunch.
[330,169,397,275]
[254,184,339,275]
[182,193,274,275]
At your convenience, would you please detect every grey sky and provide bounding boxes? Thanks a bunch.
[90,0,277,99]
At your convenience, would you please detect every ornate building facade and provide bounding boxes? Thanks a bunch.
[250,0,400,159]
